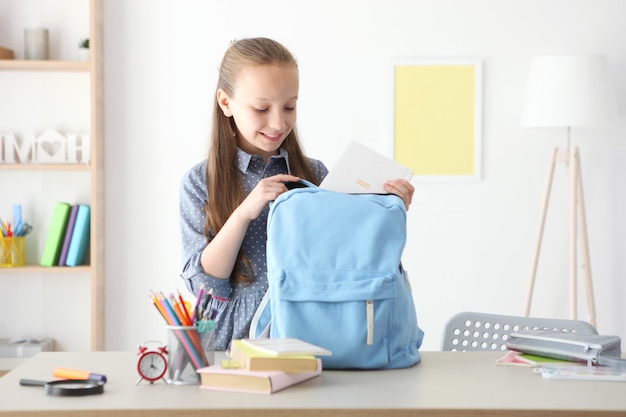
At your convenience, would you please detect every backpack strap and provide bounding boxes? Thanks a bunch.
[249,180,316,340]
[249,289,272,339]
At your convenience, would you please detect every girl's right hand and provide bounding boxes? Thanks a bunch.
[237,174,301,220]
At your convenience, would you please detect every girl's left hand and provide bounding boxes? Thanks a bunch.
[383,178,414,211]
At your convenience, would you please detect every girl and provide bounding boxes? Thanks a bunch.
[179,37,414,350]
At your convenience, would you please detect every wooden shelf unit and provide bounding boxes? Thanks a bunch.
[0,0,104,352]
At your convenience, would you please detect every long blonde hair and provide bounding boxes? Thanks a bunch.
[205,37,320,284]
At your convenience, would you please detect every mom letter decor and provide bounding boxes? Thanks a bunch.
[0,130,90,164]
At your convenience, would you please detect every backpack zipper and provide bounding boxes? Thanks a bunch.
[366,300,374,345]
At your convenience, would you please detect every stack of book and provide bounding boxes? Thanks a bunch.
[40,202,91,267]
[197,338,331,394]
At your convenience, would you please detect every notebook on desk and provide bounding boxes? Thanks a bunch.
[320,140,414,194]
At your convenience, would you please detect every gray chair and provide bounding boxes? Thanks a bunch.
[441,311,598,351]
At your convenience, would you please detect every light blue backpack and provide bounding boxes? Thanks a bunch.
[250,181,424,369]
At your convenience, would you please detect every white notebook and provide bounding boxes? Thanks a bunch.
[320,141,414,194]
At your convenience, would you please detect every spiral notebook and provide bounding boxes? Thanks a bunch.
[320,140,414,194]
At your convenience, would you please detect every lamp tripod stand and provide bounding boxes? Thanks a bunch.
[523,129,597,327]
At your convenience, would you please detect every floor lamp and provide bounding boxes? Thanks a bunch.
[520,55,619,327]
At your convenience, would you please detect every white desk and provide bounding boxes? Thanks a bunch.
[1,351,625,416]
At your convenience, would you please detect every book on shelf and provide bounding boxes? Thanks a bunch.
[40,202,71,267]
[228,339,320,373]
[65,204,90,267]
[197,358,322,394]
[57,205,79,266]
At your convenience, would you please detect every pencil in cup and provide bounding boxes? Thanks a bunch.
[149,290,208,383]
[151,291,204,361]
[197,319,216,366]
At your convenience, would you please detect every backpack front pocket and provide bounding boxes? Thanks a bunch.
[269,268,396,369]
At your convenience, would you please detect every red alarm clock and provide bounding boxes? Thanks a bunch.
[136,341,168,385]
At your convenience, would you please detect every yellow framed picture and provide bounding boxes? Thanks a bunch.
[393,59,482,181]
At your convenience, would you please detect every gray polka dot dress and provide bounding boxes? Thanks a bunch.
[179,147,328,351]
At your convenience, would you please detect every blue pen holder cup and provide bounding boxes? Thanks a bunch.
[166,325,207,385]
[0,237,25,267]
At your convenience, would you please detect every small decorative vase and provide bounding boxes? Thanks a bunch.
[78,48,90,62]
[24,28,49,60]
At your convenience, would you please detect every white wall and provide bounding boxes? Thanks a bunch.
[103,0,626,351]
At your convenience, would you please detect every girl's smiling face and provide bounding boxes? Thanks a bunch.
[217,63,299,162]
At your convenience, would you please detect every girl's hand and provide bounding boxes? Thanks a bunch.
[237,174,301,220]
[383,178,414,211]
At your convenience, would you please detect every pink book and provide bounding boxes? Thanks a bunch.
[58,205,79,266]
[197,358,321,394]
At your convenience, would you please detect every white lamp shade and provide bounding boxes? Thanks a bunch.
[521,55,619,128]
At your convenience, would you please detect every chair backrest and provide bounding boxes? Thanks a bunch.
[441,311,598,351]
